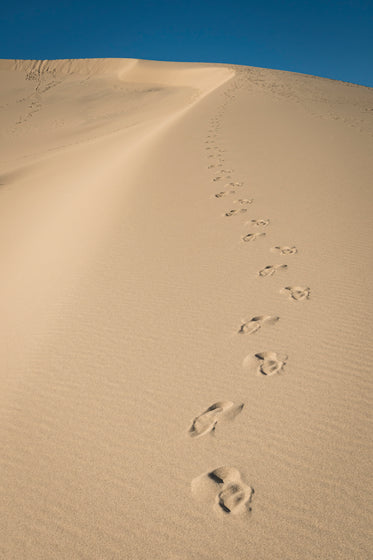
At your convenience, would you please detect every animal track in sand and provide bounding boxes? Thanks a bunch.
[243,351,288,376]
[250,219,270,227]
[238,315,279,335]
[271,246,297,255]
[213,176,223,182]
[225,208,248,217]
[188,401,244,438]
[281,286,311,301]
[191,466,254,516]
[241,232,266,242]
[259,264,287,277]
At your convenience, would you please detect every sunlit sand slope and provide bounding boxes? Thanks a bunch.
[0,58,372,560]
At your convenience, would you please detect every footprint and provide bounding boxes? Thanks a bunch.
[255,352,287,376]
[243,351,288,376]
[238,315,279,335]
[250,219,270,227]
[188,401,244,438]
[281,286,310,301]
[191,466,254,516]
[227,181,243,188]
[259,264,287,277]
[241,232,265,242]
[235,199,253,205]
[217,480,254,515]
[214,190,236,198]
[225,208,247,217]
[271,246,297,255]
[213,176,222,182]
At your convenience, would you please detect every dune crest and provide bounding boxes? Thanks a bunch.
[0,58,372,560]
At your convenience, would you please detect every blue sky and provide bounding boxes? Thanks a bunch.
[1,0,372,87]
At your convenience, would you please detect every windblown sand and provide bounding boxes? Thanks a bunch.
[0,58,372,560]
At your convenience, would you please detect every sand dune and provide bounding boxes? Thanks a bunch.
[0,58,372,560]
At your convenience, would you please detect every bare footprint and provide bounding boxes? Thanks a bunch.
[238,315,279,335]
[259,264,287,277]
[188,401,244,438]
[281,286,310,301]
[243,351,288,376]
[225,208,247,217]
[242,232,265,242]
[250,219,270,227]
[191,466,254,516]
[271,246,297,255]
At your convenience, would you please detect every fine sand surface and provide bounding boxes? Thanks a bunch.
[0,58,372,560]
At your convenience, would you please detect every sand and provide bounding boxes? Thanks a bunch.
[0,57,372,560]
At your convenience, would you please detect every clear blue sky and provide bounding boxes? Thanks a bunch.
[1,0,372,87]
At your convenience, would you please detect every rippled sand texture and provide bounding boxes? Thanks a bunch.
[0,58,372,560]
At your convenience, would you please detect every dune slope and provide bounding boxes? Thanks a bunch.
[0,58,372,560]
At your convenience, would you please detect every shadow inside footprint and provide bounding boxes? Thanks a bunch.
[188,401,244,438]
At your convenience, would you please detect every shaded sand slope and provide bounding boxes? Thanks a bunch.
[0,59,372,560]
